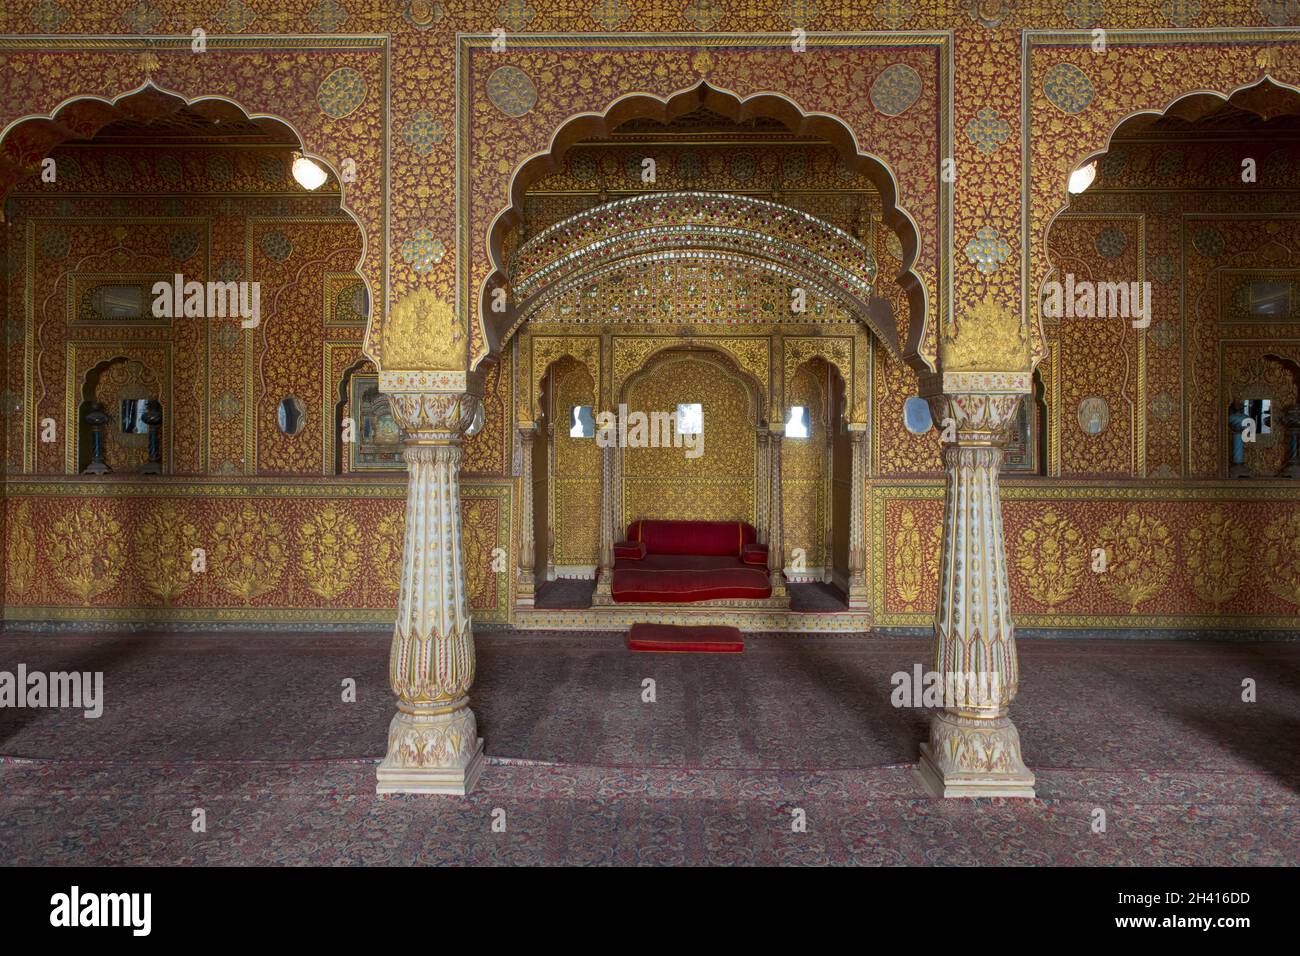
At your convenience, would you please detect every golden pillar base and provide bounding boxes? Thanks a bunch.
[592,569,615,606]
[915,711,1036,799]
[376,704,485,796]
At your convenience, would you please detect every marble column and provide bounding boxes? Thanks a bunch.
[767,426,787,599]
[592,439,616,605]
[516,424,536,608]
[376,391,484,796]
[916,389,1035,799]
[846,425,870,608]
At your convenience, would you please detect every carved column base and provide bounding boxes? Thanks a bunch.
[591,572,615,606]
[515,572,535,608]
[915,711,1036,799]
[846,581,871,609]
[376,703,485,796]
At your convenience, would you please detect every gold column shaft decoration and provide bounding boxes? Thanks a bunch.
[847,426,870,608]
[377,389,485,796]
[916,382,1035,799]
[516,425,536,608]
[592,436,616,606]
[756,429,770,544]
[767,426,788,600]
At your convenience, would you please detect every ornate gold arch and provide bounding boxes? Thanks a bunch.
[615,338,768,423]
[619,344,764,425]
[521,333,602,426]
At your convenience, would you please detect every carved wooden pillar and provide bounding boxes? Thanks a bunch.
[545,420,556,581]
[516,424,536,608]
[916,389,1035,799]
[377,391,485,795]
[846,425,870,608]
[755,429,770,544]
[767,426,787,598]
[592,438,616,605]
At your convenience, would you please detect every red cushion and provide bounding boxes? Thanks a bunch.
[614,540,646,560]
[741,543,769,566]
[627,519,757,557]
[612,555,771,603]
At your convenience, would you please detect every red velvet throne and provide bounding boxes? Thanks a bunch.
[611,519,773,603]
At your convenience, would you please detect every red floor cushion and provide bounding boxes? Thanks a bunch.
[627,519,756,558]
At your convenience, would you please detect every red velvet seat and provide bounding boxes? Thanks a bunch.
[612,520,772,603]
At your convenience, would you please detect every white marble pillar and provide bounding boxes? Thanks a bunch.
[916,390,1035,799]
[846,426,870,608]
[376,391,484,796]
[516,424,536,608]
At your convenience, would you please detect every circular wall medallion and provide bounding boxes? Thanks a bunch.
[402,110,445,157]
[206,154,233,183]
[155,154,182,184]
[1095,226,1128,260]
[1043,62,1094,114]
[1193,226,1225,259]
[870,64,922,116]
[1077,396,1110,436]
[261,231,293,263]
[486,66,537,118]
[258,155,286,183]
[903,396,934,434]
[169,230,200,262]
[675,151,701,183]
[1149,392,1176,421]
[104,154,133,183]
[730,152,756,182]
[40,227,69,261]
[317,67,367,119]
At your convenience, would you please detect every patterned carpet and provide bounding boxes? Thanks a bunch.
[1,629,1297,865]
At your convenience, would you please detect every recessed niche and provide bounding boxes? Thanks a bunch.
[569,404,595,438]
[120,398,151,434]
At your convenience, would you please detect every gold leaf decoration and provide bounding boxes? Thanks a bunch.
[299,503,361,600]
[135,503,199,604]
[1261,510,1300,607]
[382,287,465,370]
[940,294,1030,371]
[893,508,926,605]
[374,510,404,593]
[1184,507,1249,607]
[1096,508,1174,611]
[9,501,37,599]
[212,504,286,604]
[1015,507,1084,608]
[50,504,124,605]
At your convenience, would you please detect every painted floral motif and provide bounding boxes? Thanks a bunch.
[1149,392,1176,422]
[1016,507,1085,608]
[51,504,125,605]
[216,259,244,282]
[317,67,367,119]
[8,501,37,599]
[1043,63,1094,114]
[261,231,293,263]
[570,153,598,182]
[1185,508,1249,608]
[121,0,161,32]
[308,0,349,31]
[1193,226,1225,259]
[487,66,537,118]
[964,225,1011,276]
[1096,509,1174,611]
[962,0,1013,27]
[870,64,922,117]
[1094,226,1127,260]
[403,0,443,29]
[401,227,446,273]
[730,152,757,182]
[214,392,241,420]
[213,504,286,603]
[1064,0,1104,26]
[402,111,445,158]
[218,0,256,31]
[155,154,182,184]
[965,107,1010,154]
[1259,0,1300,26]
[135,504,200,604]
[892,509,927,606]
[1150,321,1177,350]
[1262,510,1300,606]
[31,0,69,32]
[872,0,914,27]
[682,0,722,29]
[104,155,133,183]
[1150,253,1175,283]
[374,511,405,593]
[169,230,200,262]
[40,228,70,261]
[1162,0,1202,27]
[299,504,361,600]
[778,0,820,26]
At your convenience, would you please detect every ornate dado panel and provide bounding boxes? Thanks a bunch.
[0,36,388,369]
[462,32,950,369]
[3,479,512,625]
[622,352,756,528]
[872,480,1300,629]
[1025,29,1300,366]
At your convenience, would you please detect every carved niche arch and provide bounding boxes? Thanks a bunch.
[477,82,929,368]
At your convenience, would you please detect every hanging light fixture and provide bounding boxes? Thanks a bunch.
[1067,159,1098,194]
[291,152,327,190]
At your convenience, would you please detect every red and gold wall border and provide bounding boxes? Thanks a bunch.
[1023,28,1300,366]
[458,31,952,371]
[3,477,512,625]
[872,479,1300,629]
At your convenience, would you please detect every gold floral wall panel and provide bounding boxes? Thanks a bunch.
[873,481,1300,628]
[782,363,826,569]
[622,353,755,528]
[551,360,599,566]
[873,345,942,476]
[3,479,512,624]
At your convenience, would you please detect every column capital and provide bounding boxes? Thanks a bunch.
[390,391,482,443]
